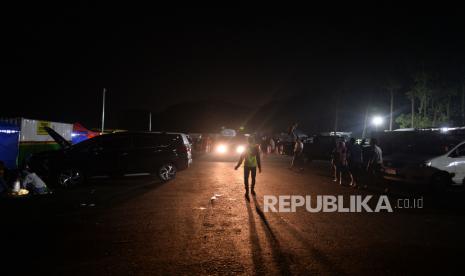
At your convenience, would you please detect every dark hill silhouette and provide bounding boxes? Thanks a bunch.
[117,93,354,135]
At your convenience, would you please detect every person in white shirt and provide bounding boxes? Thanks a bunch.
[367,138,384,187]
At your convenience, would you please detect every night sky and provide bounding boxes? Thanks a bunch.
[3,6,465,133]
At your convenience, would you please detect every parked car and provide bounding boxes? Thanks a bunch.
[303,134,349,161]
[426,140,465,186]
[28,127,192,187]
[378,130,461,190]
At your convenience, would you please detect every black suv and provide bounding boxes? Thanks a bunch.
[28,128,192,187]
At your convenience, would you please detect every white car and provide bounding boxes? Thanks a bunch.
[427,141,465,186]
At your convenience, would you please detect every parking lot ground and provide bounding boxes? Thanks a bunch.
[2,155,465,275]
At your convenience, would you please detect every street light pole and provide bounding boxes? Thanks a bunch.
[362,106,369,138]
[101,88,106,134]
[149,112,152,132]
[334,93,339,135]
[389,89,394,131]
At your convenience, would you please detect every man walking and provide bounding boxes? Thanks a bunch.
[235,137,262,200]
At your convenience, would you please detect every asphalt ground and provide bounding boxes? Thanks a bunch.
[1,154,465,275]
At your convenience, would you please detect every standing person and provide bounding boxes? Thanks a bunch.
[261,136,268,154]
[330,139,339,182]
[288,122,298,135]
[269,137,276,154]
[334,140,348,185]
[205,135,212,153]
[276,138,284,155]
[288,123,304,170]
[366,138,383,188]
[235,137,262,200]
[347,138,363,187]
[290,137,304,171]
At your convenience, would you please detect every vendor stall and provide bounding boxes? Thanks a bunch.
[0,121,20,169]
[0,118,73,168]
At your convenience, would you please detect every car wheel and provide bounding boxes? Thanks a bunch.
[57,168,84,188]
[158,163,176,182]
[430,173,449,193]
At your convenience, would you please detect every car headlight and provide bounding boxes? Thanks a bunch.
[425,161,432,167]
[236,145,245,154]
[216,144,228,154]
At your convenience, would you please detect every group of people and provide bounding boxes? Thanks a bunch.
[232,122,384,200]
[260,135,288,155]
[0,161,51,196]
[331,138,383,187]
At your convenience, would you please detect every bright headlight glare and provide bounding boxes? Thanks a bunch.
[236,145,245,154]
[216,144,227,153]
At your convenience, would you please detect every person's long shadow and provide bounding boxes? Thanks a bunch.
[251,196,292,275]
[246,201,267,275]
[256,198,346,276]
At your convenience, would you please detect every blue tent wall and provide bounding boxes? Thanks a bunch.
[0,122,20,169]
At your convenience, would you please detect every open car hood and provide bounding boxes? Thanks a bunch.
[45,126,72,149]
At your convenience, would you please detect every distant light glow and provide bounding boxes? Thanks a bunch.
[372,116,384,126]
[440,127,449,133]
[0,129,19,134]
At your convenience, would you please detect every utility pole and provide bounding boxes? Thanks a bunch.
[462,83,465,126]
[389,89,394,131]
[411,97,415,128]
[334,92,339,135]
[362,105,368,139]
[101,88,106,134]
[149,112,152,132]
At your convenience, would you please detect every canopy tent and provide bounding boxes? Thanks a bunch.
[0,121,20,169]
[72,123,99,144]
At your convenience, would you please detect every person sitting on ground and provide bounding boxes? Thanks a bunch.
[20,164,50,195]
